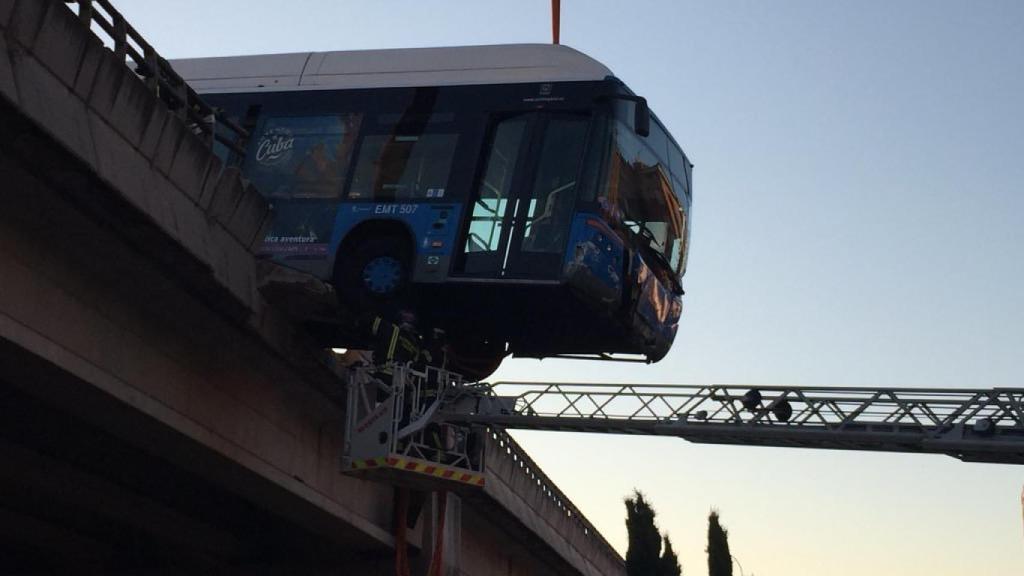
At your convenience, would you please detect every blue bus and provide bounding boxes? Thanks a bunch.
[176,44,692,379]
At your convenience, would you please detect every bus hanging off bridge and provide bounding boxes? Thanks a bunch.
[174,44,693,380]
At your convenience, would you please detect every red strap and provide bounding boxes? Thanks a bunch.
[427,491,448,576]
[394,487,411,576]
[551,0,561,44]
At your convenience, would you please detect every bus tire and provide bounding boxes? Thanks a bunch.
[447,338,507,382]
[336,236,411,317]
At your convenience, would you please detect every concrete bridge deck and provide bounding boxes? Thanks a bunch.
[0,1,623,573]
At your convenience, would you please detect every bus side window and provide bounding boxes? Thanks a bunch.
[346,104,460,202]
[246,114,361,199]
[347,131,459,201]
[244,114,361,256]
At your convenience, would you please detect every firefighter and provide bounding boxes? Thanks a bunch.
[412,327,450,421]
[417,328,456,463]
[362,311,421,406]
[426,328,449,371]
[368,311,424,371]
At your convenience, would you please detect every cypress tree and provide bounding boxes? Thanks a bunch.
[706,510,732,576]
[657,535,682,576]
[625,490,661,576]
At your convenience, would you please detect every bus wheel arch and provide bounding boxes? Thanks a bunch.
[333,220,416,316]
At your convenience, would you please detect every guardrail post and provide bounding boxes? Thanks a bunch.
[77,0,93,25]
[62,0,249,158]
[112,12,127,64]
[204,113,215,146]
[143,46,158,92]
[174,81,187,120]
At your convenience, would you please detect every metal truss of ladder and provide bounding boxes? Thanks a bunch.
[442,382,1024,464]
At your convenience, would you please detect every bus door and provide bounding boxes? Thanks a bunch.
[458,112,590,279]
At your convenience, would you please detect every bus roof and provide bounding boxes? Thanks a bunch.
[171,44,615,93]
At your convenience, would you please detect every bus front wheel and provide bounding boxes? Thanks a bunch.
[336,236,411,317]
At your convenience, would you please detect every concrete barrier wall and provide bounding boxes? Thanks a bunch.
[1,0,281,314]
[0,0,398,555]
[0,178,398,554]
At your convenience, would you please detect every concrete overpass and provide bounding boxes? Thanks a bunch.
[0,1,624,573]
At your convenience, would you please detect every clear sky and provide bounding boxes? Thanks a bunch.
[117,1,1024,574]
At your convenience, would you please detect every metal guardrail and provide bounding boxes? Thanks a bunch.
[486,428,620,557]
[62,0,248,156]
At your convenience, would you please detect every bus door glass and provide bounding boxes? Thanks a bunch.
[506,113,589,277]
[458,114,530,276]
[459,112,589,279]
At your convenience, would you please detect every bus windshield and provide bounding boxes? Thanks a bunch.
[602,100,689,281]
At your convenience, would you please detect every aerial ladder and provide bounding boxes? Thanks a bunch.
[342,362,1024,490]
[339,364,1022,574]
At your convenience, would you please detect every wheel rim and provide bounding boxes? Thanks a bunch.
[362,256,402,295]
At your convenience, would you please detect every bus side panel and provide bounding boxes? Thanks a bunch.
[328,202,463,283]
[562,213,624,311]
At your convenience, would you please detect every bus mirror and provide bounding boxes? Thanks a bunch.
[601,93,651,136]
[634,97,650,137]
